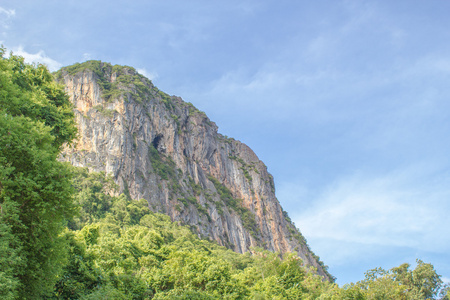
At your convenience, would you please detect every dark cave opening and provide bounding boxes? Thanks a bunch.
[152,134,163,150]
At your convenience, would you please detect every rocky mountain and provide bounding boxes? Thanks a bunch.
[55,61,331,280]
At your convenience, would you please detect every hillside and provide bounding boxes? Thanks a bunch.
[54,60,331,279]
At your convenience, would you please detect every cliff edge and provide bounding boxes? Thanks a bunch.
[55,60,332,280]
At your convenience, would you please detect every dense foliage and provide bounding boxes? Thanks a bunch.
[0,47,76,298]
[48,168,447,300]
[1,50,448,299]
[50,169,336,299]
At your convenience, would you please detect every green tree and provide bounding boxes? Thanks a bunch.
[69,167,118,229]
[0,47,77,298]
[356,267,408,300]
[52,230,103,299]
[248,253,306,300]
[391,259,443,299]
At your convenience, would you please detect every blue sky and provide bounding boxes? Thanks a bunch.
[2,0,449,285]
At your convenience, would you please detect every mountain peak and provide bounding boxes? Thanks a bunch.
[56,61,332,280]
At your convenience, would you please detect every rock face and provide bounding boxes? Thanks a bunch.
[56,61,331,280]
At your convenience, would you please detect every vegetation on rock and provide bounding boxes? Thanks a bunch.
[55,60,155,103]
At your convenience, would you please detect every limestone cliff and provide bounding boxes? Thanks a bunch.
[55,61,331,280]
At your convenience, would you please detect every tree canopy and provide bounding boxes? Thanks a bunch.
[0,47,77,299]
[49,168,446,300]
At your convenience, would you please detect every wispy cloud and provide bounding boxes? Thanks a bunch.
[290,164,450,261]
[12,46,62,71]
[0,6,15,18]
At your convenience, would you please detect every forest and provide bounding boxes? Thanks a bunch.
[0,49,448,299]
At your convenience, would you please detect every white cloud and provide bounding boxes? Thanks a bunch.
[12,46,62,71]
[291,164,450,257]
[137,68,158,81]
